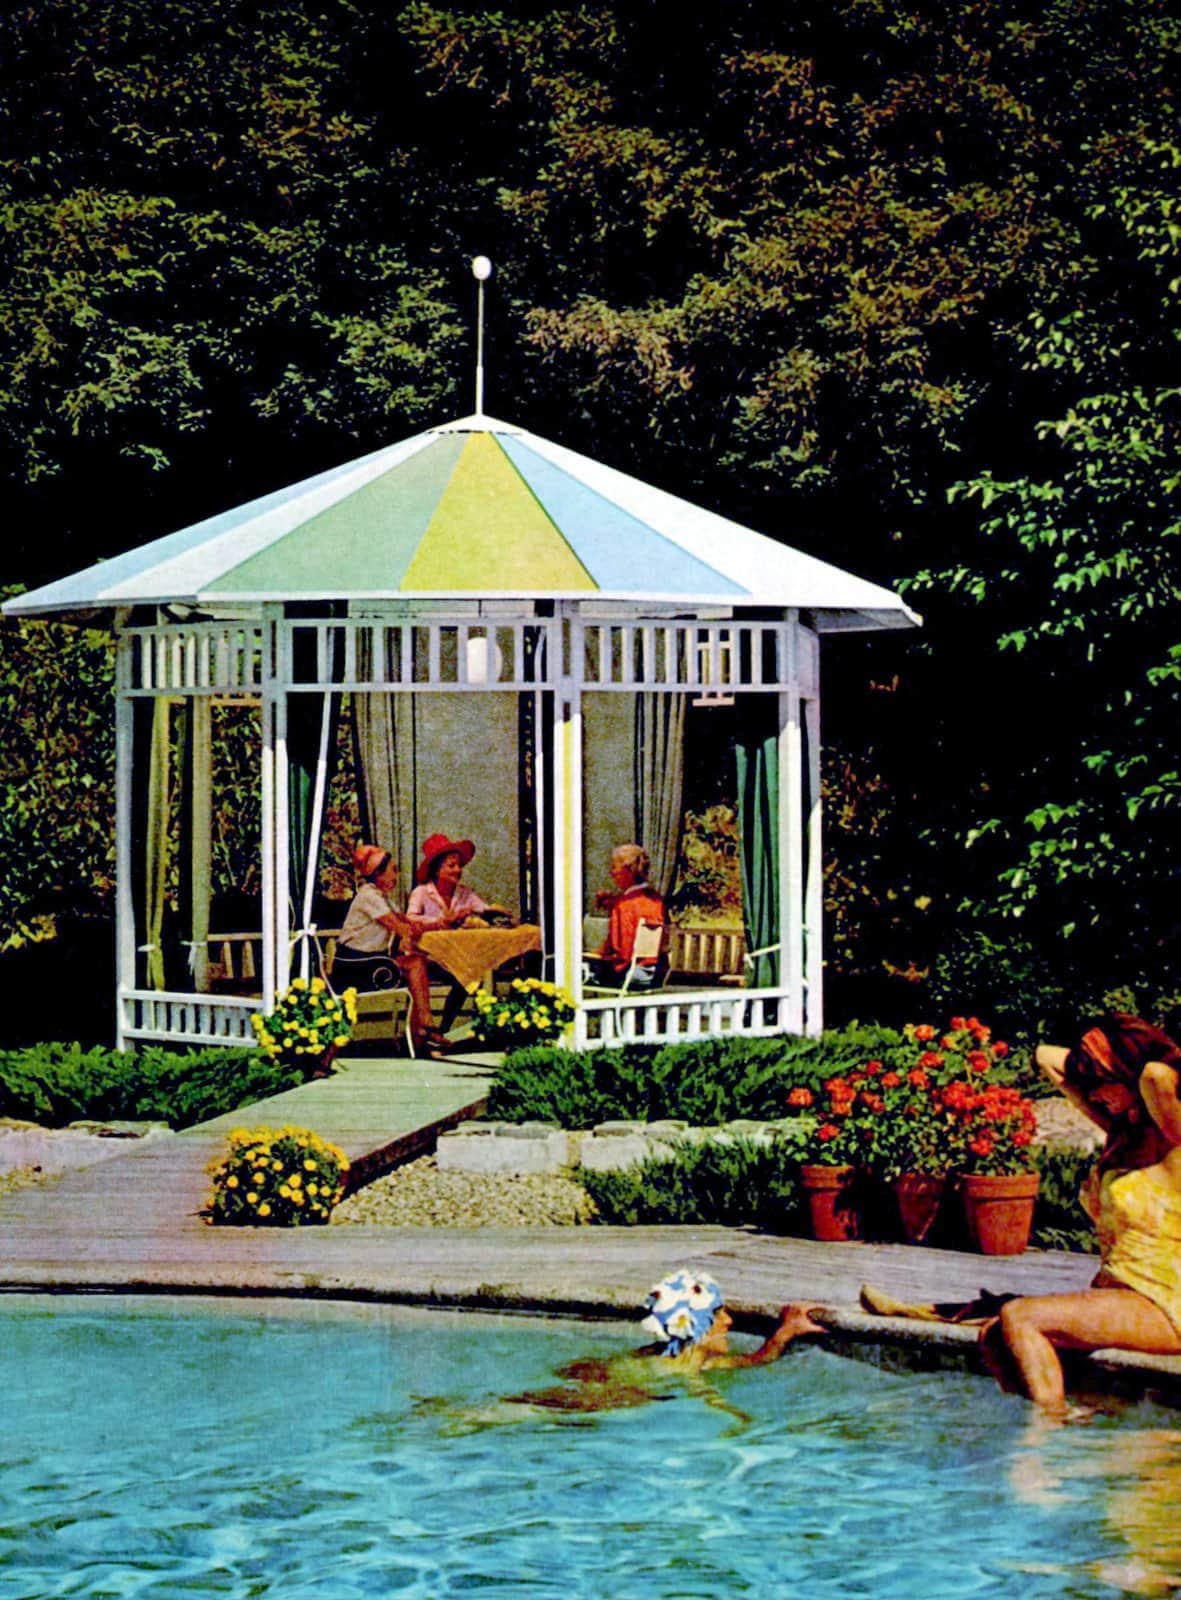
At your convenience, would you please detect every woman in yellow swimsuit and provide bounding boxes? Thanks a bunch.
[982,1014,1181,1415]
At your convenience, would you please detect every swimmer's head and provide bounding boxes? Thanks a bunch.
[641,1268,724,1356]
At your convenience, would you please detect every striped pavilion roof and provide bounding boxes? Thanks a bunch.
[6,414,919,631]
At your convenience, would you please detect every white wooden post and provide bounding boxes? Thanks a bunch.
[114,634,136,1051]
[804,691,823,1035]
[555,610,584,1042]
[274,630,291,999]
[190,696,212,994]
[260,606,279,1013]
[779,614,805,1034]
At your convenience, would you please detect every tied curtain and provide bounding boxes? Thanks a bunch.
[735,697,779,991]
[351,692,416,896]
[633,693,685,898]
[142,696,212,992]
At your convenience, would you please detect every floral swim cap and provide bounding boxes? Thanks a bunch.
[641,1268,724,1356]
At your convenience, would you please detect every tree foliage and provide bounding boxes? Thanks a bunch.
[0,0,465,579]
[0,593,115,948]
[907,137,1180,984]
[0,1,1177,1018]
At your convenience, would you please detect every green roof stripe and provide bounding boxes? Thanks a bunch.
[208,433,464,594]
[401,434,596,592]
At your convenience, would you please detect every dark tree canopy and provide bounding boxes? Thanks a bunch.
[1,0,1176,1022]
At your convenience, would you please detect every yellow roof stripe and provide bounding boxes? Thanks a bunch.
[401,434,595,591]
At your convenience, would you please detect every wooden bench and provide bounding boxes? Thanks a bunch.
[581,918,747,988]
[667,926,746,985]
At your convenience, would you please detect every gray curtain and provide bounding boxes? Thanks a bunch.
[634,692,685,897]
[353,691,415,893]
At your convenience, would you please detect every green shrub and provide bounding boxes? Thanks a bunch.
[581,1130,812,1231]
[0,1041,310,1129]
[1031,1144,1098,1254]
[488,1024,906,1129]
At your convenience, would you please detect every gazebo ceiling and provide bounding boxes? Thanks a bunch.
[6,413,919,632]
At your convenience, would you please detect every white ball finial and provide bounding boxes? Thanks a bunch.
[472,255,493,281]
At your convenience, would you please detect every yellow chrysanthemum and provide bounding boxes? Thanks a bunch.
[258,1203,272,1218]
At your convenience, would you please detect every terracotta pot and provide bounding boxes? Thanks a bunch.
[308,1044,340,1080]
[893,1171,948,1245]
[800,1164,861,1242]
[961,1171,1040,1255]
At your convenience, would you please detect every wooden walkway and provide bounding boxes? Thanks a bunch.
[2,1047,1179,1401]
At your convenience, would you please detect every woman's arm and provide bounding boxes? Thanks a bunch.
[1038,1044,1115,1131]
[1140,1060,1181,1147]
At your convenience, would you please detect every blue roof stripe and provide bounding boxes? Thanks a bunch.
[499,437,745,597]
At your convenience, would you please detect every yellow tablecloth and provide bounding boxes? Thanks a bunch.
[418,924,542,992]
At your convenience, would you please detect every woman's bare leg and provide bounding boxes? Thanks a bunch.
[400,955,434,1045]
[997,1289,1181,1413]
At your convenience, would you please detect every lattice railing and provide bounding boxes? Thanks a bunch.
[576,987,794,1048]
[282,618,555,691]
[576,620,815,693]
[120,990,262,1047]
[119,615,817,695]
[123,624,265,694]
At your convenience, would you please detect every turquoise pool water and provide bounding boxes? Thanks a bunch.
[3,1295,1180,1598]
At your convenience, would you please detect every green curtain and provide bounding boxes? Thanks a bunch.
[735,697,779,990]
[145,699,172,991]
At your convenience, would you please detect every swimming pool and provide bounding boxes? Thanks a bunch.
[4,1294,1179,1598]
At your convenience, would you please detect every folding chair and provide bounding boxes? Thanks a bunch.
[583,918,667,998]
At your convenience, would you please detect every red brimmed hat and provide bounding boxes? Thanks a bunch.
[416,833,475,884]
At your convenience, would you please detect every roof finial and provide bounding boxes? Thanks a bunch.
[472,255,492,415]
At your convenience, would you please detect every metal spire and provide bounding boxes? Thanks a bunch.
[472,255,492,414]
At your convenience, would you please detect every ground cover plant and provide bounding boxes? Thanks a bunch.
[0,1042,316,1129]
[486,1024,913,1128]
[582,1128,1096,1251]
[581,1129,812,1233]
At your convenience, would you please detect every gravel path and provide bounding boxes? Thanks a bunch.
[332,1155,599,1227]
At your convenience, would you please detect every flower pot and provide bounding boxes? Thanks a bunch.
[960,1171,1040,1255]
[800,1164,862,1242]
[308,1044,340,1080]
[893,1171,948,1245]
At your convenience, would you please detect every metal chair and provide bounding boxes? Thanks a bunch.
[314,929,416,1056]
